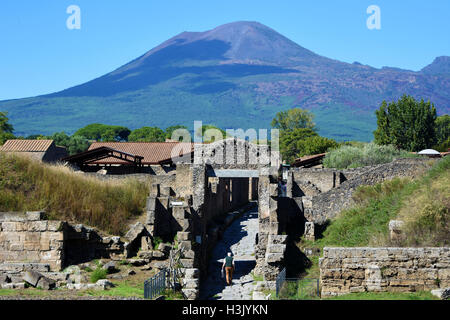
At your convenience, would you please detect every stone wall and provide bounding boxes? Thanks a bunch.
[320,247,450,297]
[303,158,432,224]
[254,167,287,280]
[0,212,64,271]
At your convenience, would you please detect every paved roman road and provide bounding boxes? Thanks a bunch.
[199,206,258,300]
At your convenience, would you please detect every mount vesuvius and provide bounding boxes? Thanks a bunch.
[2,21,449,141]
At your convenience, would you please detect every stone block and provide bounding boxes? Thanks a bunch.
[177,232,191,241]
[182,278,199,289]
[180,219,192,232]
[28,221,48,232]
[9,243,24,251]
[265,253,284,264]
[172,206,186,220]
[180,259,194,268]
[184,268,199,279]
[146,210,155,225]
[47,221,63,232]
[103,261,118,273]
[96,279,115,290]
[26,211,45,221]
[23,270,42,287]
[138,251,153,259]
[141,236,152,251]
[182,288,198,300]
[304,222,315,241]
[183,250,195,259]
[267,244,285,254]
[160,186,171,197]
[179,240,192,251]
[151,250,165,260]
[37,276,56,290]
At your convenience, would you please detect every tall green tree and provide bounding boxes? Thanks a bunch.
[74,123,130,141]
[435,115,450,146]
[128,127,165,142]
[165,125,189,141]
[373,95,437,151]
[195,124,227,143]
[49,132,90,155]
[279,128,318,162]
[0,111,15,145]
[271,108,316,131]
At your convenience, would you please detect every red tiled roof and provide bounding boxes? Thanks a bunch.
[87,142,194,165]
[0,139,54,152]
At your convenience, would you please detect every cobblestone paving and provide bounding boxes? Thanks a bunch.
[200,207,258,300]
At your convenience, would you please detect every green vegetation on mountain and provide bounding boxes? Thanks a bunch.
[0,153,148,235]
[2,22,449,142]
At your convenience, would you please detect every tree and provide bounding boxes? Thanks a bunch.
[271,108,316,131]
[435,115,450,146]
[195,124,227,143]
[373,95,437,151]
[48,132,90,155]
[279,128,318,163]
[66,135,90,155]
[128,127,165,142]
[74,123,131,141]
[0,111,14,134]
[0,111,15,145]
[296,136,338,158]
[165,125,189,141]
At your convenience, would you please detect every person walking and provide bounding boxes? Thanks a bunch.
[222,252,235,286]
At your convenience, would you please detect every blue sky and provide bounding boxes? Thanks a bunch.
[0,0,449,100]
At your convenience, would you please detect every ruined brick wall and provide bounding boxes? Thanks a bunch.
[320,247,450,297]
[292,168,342,193]
[0,212,64,271]
[304,158,433,224]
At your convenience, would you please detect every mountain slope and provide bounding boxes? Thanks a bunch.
[2,21,449,141]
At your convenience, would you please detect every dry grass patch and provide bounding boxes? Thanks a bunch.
[0,153,148,235]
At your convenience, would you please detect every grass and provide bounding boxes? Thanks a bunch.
[0,153,149,235]
[251,273,264,282]
[90,267,108,283]
[306,156,448,248]
[289,157,450,300]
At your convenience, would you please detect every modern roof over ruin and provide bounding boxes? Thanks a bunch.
[0,139,54,152]
[87,142,194,165]
[291,153,327,168]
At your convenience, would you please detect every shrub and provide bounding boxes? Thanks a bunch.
[90,267,107,283]
[323,142,417,169]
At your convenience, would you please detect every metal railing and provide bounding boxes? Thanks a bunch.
[144,268,167,299]
[276,268,320,300]
[144,268,183,299]
[276,268,286,297]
